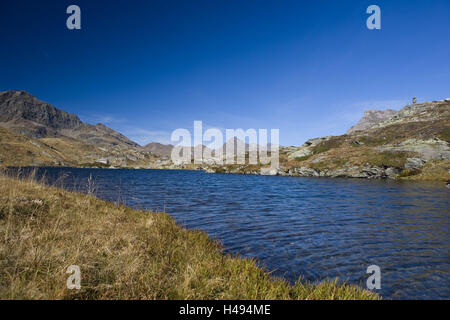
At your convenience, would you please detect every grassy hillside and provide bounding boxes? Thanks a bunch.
[0,172,378,300]
[0,126,164,169]
[0,127,69,167]
[290,101,450,180]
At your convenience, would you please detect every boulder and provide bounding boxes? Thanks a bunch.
[203,168,215,174]
[385,167,400,179]
[328,166,367,178]
[96,158,109,165]
[126,154,138,162]
[293,166,320,177]
[404,158,426,170]
[289,148,312,159]
[362,166,385,178]
[288,136,332,159]
[260,167,278,176]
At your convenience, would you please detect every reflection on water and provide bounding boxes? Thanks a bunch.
[23,168,450,299]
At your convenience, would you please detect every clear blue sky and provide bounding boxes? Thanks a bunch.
[1,0,449,146]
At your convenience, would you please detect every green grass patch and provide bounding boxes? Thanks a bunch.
[311,138,344,155]
[438,127,450,143]
[333,159,348,167]
[399,168,421,177]
[356,136,387,146]
[309,162,328,170]
[367,151,409,168]
[295,155,312,162]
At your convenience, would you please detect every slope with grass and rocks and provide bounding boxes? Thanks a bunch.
[213,99,450,181]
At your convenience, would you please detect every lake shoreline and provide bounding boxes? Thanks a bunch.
[0,172,378,300]
[2,167,449,299]
[2,164,449,185]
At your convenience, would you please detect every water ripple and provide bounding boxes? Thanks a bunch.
[35,168,449,300]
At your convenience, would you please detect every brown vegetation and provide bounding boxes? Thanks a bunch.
[0,172,378,300]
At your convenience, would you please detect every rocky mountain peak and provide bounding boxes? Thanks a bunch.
[0,90,138,147]
[0,90,83,131]
[347,109,398,134]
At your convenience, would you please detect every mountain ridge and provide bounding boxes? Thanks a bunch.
[0,90,448,181]
[0,90,138,148]
[346,109,398,134]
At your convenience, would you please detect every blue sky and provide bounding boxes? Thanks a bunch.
[1,0,449,146]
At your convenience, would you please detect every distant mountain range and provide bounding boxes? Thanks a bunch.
[142,142,174,158]
[0,90,449,181]
[0,91,263,160]
[0,90,257,168]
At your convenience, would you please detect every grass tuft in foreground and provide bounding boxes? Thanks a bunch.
[0,172,378,300]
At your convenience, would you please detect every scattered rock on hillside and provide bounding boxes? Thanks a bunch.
[405,158,426,170]
[377,138,450,160]
[288,136,332,159]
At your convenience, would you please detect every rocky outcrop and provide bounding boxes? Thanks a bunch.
[377,138,450,160]
[372,100,449,129]
[288,136,332,159]
[347,109,398,134]
[404,158,427,170]
[0,90,82,131]
[209,162,405,180]
[260,167,278,176]
[282,165,399,179]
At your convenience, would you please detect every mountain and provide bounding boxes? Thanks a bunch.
[346,109,398,134]
[215,98,449,181]
[220,137,274,154]
[0,91,177,168]
[0,90,138,148]
[143,142,174,158]
[1,90,449,181]
[143,137,273,161]
[281,99,450,180]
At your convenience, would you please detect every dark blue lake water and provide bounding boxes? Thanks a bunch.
[26,168,450,299]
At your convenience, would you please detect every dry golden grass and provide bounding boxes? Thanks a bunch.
[0,172,378,300]
[0,127,66,166]
[399,160,450,181]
